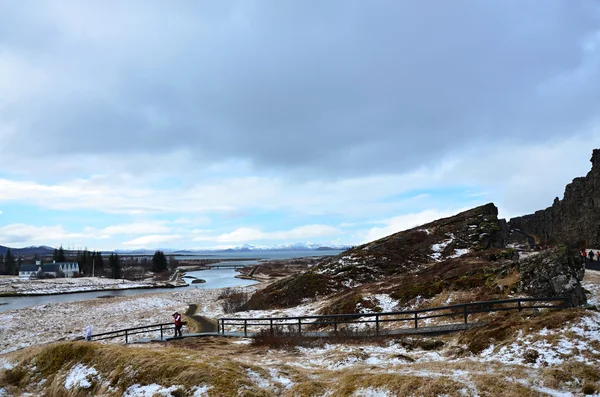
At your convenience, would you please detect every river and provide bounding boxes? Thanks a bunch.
[0,250,343,313]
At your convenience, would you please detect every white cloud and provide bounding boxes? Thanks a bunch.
[0,223,91,246]
[359,208,468,243]
[122,234,183,247]
[193,225,340,243]
[99,222,171,235]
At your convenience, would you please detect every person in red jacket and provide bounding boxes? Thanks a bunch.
[172,312,183,337]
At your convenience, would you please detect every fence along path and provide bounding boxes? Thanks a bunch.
[86,297,570,344]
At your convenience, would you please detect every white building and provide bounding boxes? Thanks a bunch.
[18,261,80,278]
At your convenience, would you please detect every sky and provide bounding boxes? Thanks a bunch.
[0,1,599,251]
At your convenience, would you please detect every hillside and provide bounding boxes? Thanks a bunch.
[244,203,586,313]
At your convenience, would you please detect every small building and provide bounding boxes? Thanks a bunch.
[18,264,39,279]
[18,261,80,279]
[53,262,80,277]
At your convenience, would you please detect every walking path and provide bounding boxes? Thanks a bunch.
[132,322,485,343]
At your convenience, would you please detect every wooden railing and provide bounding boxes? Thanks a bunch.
[218,297,570,337]
[89,322,174,344]
[82,297,570,343]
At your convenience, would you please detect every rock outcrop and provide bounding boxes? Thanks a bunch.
[244,203,508,309]
[518,246,587,307]
[509,149,600,247]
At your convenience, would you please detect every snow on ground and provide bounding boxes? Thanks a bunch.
[449,248,470,258]
[123,384,185,397]
[1,256,599,395]
[64,364,99,390]
[430,234,454,260]
[480,311,600,368]
[357,294,399,314]
[0,285,255,354]
[0,276,184,295]
[583,269,600,306]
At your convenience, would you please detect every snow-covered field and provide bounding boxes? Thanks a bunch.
[0,271,599,396]
[0,285,255,354]
[0,276,184,296]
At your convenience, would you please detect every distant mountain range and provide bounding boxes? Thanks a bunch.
[0,245,55,256]
[0,243,351,256]
[115,243,352,255]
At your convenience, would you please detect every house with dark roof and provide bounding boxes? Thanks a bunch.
[18,264,39,279]
[18,261,80,278]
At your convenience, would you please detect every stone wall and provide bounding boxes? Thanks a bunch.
[509,149,600,247]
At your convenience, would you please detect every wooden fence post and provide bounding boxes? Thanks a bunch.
[270,319,273,335]
[298,318,302,335]
[375,315,379,335]
[334,317,338,333]
[244,320,247,337]
[463,305,468,324]
[125,330,128,344]
[414,312,418,329]
[518,300,522,312]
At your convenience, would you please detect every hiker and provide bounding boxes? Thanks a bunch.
[582,249,587,261]
[589,250,595,262]
[85,325,93,341]
[173,312,183,337]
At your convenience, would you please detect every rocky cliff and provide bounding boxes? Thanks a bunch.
[509,149,600,247]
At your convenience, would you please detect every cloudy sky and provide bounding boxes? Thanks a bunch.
[1,1,599,251]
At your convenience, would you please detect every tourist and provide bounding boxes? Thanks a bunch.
[85,325,93,341]
[172,312,183,337]
[589,250,595,262]
[581,248,587,261]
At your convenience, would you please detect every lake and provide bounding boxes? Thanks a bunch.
[0,250,344,313]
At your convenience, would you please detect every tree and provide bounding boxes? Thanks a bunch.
[0,254,4,274]
[53,246,67,262]
[94,251,105,276]
[5,249,15,275]
[108,253,122,279]
[152,250,168,273]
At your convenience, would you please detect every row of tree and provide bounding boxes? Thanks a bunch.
[0,249,20,275]
[0,247,173,280]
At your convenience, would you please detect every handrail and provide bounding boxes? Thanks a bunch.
[89,322,175,343]
[83,297,570,343]
[219,297,569,337]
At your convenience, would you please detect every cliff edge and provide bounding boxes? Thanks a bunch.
[509,149,600,247]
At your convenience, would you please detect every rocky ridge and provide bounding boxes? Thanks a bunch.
[509,149,600,247]
[245,201,587,313]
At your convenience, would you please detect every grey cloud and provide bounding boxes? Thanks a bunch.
[1,1,599,177]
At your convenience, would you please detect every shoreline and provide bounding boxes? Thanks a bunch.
[0,282,188,298]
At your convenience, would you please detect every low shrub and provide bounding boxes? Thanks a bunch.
[219,288,250,314]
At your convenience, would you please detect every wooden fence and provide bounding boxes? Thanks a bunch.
[218,297,570,337]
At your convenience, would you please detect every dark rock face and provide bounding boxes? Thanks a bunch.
[509,149,600,247]
[518,246,586,307]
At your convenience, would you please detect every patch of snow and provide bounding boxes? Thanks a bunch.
[431,234,455,260]
[269,368,294,389]
[449,248,469,259]
[246,369,272,389]
[480,313,600,367]
[64,364,99,390]
[357,294,399,314]
[0,359,14,370]
[232,339,252,345]
[123,384,183,397]
[353,387,391,396]
[192,385,211,396]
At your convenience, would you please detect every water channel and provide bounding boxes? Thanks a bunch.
[0,252,342,313]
